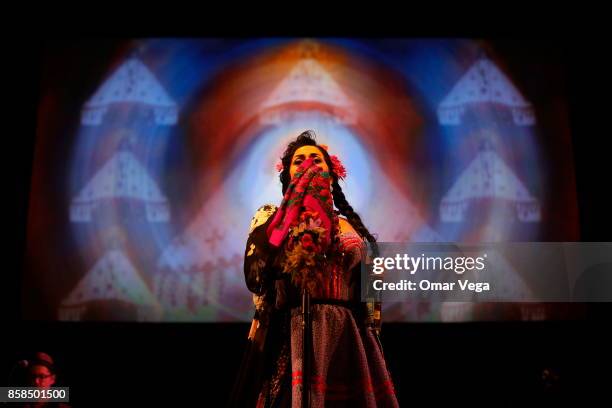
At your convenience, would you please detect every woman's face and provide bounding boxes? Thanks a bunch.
[289,145,329,180]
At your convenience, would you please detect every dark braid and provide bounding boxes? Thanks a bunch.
[279,130,378,256]
[331,178,378,248]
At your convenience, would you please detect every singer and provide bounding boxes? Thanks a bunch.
[230,131,399,407]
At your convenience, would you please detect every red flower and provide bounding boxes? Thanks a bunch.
[330,155,347,179]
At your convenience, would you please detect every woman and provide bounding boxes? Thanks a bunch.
[230,131,398,407]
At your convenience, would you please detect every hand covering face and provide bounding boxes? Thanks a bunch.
[266,157,334,249]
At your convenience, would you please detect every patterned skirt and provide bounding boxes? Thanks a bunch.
[257,303,399,407]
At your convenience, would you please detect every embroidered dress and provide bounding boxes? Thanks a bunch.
[230,158,398,407]
[231,204,398,408]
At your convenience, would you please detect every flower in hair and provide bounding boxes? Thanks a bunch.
[329,155,347,180]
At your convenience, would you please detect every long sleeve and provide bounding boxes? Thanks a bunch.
[231,206,285,408]
[244,204,282,296]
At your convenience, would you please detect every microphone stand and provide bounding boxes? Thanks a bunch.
[301,288,311,408]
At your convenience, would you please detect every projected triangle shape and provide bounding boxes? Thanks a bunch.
[59,249,160,320]
[440,148,540,222]
[438,56,535,126]
[81,57,178,125]
[260,58,355,124]
[70,150,170,222]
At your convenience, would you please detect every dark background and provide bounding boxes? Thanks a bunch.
[6,33,611,405]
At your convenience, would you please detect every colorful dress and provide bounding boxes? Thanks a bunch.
[230,204,399,407]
